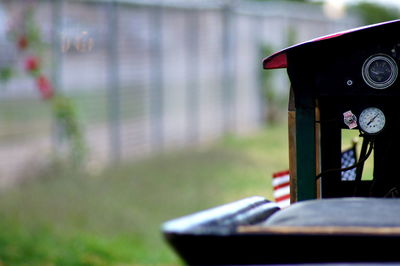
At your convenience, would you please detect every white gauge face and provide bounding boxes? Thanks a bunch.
[359,107,386,134]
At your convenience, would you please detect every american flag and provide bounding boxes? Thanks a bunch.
[272,146,357,208]
[341,146,357,181]
[272,170,290,209]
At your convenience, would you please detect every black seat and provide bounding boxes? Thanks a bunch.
[263,197,400,227]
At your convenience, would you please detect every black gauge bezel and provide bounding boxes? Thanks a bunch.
[362,54,398,89]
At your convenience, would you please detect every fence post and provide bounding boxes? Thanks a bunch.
[107,1,121,161]
[221,4,236,134]
[51,0,62,92]
[185,10,200,144]
[254,16,267,127]
[51,0,64,153]
[148,7,164,151]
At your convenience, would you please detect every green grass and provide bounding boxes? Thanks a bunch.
[0,98,52,140]
[0,123,288,265]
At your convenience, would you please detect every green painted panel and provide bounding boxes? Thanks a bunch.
[296,107,317,201]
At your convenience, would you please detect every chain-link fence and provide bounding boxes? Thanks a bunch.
[0,0,360,186]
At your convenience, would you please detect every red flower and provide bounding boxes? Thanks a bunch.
[25,56,40,73]
[18,36,28,50]
[36,75,54,100]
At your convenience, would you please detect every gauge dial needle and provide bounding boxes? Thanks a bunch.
[371,70,382,75]
[367,114,379,126]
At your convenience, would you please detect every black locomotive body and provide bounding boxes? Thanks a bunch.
[163,20,400,265]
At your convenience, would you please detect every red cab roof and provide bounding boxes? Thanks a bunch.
[262,19,400,70]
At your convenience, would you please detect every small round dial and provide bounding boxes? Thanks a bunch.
[359,107,386,134]
[362,54,398,89]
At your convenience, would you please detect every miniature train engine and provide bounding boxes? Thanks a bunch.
[163,20,400,265]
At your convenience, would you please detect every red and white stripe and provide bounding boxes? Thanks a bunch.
[272,170,290,209]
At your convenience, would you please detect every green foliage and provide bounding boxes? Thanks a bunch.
[3,3,87,166]
[260,44,274,99]
[25,10,41,44]
[52,95,86,166]
[22,7,45,53]
[286,25,298,46]
[252,0,308,2]
[351,2,400,25]
[259,44,288,124]
[0,67,13,83]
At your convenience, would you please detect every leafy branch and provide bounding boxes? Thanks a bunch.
[5,3,86,166]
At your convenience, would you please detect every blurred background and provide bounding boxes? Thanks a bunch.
[0,0,398,264]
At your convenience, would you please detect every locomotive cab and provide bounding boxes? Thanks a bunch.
[163,20,400,265]
[269,19,400,201]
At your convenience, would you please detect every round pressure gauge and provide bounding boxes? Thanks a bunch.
[362,54,398,89]
[359,107,386,134]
